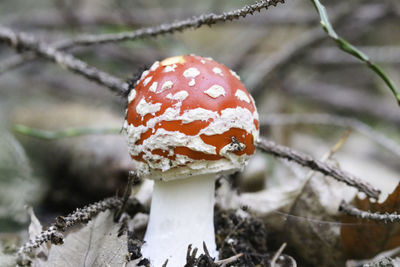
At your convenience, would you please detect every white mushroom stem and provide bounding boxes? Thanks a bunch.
[141,174,218,267]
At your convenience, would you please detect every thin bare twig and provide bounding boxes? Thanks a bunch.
[57,0,285,49]
[245,1,353,93]
[339,200,400,222]
[245,26,324,92]
[245,1,388,97]
[215,253,243,266]
[259,113,400,157]
[270,243,287,267]
[0,25,128,94]
[114,171,136,222]
[256,137,380,199]
[0,52,36,74]
[0,0,285,75]
[284,81,400,127]
[308,45,400,65]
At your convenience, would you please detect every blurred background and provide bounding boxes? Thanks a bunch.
[0,0,400,265]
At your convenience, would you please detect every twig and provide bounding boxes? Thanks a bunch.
[308,45,400,65]
[6,5,311,29]
[270,243,287,267]
[245,1,389,97]
[259,113,400,158]
[285,129,351,222]
[339,200,400,223]
[310,0,400,106]
[346,246,400,267]
[0,0,285,75]
[57,0,285,49]
[0,25,129,94]
[214,253,243,266]
[13,124,120,140]
[17,197,123,264]
[245,1,352,94]
[114,171,136,222]
[246,26,324,92]
[283,81,400,127]
[185,244,198,267]
[256,137,381,199]
[0,52,36,74]
[301,129,350,182]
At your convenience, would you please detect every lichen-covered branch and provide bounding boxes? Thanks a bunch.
[0,25,129,94]
[56,0,284,49]
[256,137,381,199]
[0,0,285,75]
[339,201,400,222]
[17,197,123,265]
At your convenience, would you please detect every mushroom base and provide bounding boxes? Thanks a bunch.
[141,174,217,266]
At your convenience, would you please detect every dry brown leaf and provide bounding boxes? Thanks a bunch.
[32,210,130,267]
[282,174,353,267]
[341,182,400,259]
[0,243,17,267]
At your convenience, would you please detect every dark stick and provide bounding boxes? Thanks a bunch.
[256,137,380,199]
[114,171,136,222]
[0,25,128,94]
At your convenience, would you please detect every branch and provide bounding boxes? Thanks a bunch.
[245,2,352,93]
[0,25,128,94]
[339,200,400,223]
[256,137,381,199]
[283,81,400,127]
[0,0,285,75]
[18,195,145,265]
[308,45,400,65]
[259,113,400,158]
[17,197,123,264]
[0,52,36,74]
[55,0,285,49]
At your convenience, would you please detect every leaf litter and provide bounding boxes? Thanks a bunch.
[341,182,400,260]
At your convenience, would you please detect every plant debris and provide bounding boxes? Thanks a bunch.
[341,182,400,260]
[214,207,295,266]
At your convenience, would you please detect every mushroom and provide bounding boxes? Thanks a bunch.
[124,55,259,266]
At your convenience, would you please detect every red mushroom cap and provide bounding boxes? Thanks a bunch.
[125,55,259,180]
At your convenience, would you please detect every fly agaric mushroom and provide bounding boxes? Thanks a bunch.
[124,55,259,266]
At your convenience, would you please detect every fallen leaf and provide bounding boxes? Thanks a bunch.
[0,242,17,267]
[32,210,129,267]
[216,169,356,267]
[27,207,43,240]
[341,182,400,259]
[282,172,355,267]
